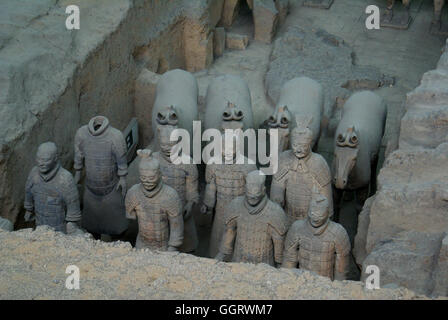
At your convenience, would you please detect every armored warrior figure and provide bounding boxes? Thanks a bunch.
[216,171,289,266]
[153,125,200,252]
[270,122,333,224]
[125,149,184,251]
[202,134,257,258]
[74,116,129,236]
[282,194,351,281]
[24,142,82,234]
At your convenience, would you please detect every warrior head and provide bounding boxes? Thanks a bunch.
[221,132,241,163]
[158,125,179,161]
[291,116,314,159]
[36,142,58,174]
[137,149,161,191]
[308,194,330,228]
[245,170,266,207]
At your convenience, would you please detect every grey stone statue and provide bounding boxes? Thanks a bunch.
[381,0,412,29]
[74,116,129,237]
[24,142,82,234]
[282,194,351,281]
[431,0,446,34]
[215,171,289,266]
[125,149,184,251]
[153,125,199,253]
[270,121,333,225]
[202,134,257,258]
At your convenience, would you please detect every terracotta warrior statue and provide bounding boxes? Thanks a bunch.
[24,142,83,234]
[74,115,129,237]
[152,125,199,252]
[282,194,351,281]
[202,134,257,258]
[382,0,411,29]
[270,121,333,225]
[215,170,289,267]
[125,149,183,251]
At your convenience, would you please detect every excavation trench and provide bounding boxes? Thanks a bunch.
[1,0,448,297]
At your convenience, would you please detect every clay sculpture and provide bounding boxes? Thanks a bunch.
[24,142,82,234]
[282,194,351,281]
[431,0,447,35]
[381,0,412,29]
[270,120,333,224]
[215,170,289,266]
[125,149,184,251]
[74,116,129,236]
[152,69,199,143]
[267,77,324,152]
[152,125,200,253]
[202,134,257,258]
[332,91,386,211]
[204,74,254,132]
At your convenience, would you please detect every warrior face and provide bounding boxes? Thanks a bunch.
[36,142,58,174]
[140,169,161,191]
[158,126,178,160]
[245,171,266,207]
[137,149,161,191]
[291,127,313,159]
[308,195,330,228]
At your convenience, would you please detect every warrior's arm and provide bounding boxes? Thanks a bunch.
[270,225,287,265]
[63,175,82,223]
[24,172,34,212]
[112,132,128,177]
[323,182,334,219]
[185,164,200,204]
[218,216,237,259]
[73,130,84,171]
[203,166,216,209]
[167,199,184,248]
[281,227,300,269]
[270,170,287,207]
[124,189,138,220]
[334,228,351,281]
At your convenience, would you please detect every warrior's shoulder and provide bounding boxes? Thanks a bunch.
[162,184,181,201]
[127,184,141,197]
[290,219,307,234]
[266,200,289,234]
[75,125,89,138]
[56,167,75,183]
[309,152,331,185]
[327,221,349,241]
[27,167,40,182]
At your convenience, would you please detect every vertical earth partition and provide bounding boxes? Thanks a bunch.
[0,0,223,226]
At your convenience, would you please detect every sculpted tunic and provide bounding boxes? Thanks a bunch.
[24,164,81,233]
[270,150,333,224]
[153,152,199,252]
[125,183,183,250]
[220,196,289,266]
[203,159,257,258]
[282,220,351,280]
[74,117,129,235]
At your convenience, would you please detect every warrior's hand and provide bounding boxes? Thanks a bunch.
[24,211,35,222]
[215,252,226,262]
[183,201,194,219]
[116,177,127,198]
[74,170,82,185]
[200,204,212,215]
[167,246,178,252]
[66,221,84,236]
